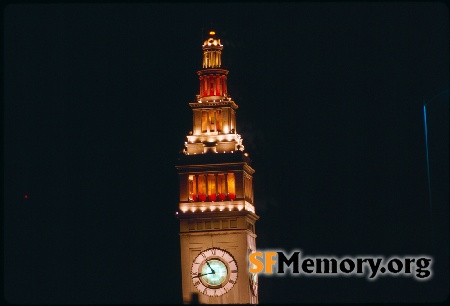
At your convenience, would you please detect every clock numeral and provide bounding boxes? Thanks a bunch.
[231,269,238,273]
[201,253,207,259]
[193,281,200,287]
[229,279,236,284]
[228,260,234,263]
[211,248,216,255]
[203,288,208,294]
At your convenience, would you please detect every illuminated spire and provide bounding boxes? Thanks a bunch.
[184,31,244,154]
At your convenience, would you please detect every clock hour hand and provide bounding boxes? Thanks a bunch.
[206,260,215,274]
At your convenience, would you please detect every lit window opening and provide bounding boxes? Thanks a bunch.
[188,173,235,202]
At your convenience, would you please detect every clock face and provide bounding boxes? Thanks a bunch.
[200,259,227,286]
[191,248,238,297]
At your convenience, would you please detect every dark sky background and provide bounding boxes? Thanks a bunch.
[4,2,449,304]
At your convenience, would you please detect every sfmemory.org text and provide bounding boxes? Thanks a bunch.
[249,250,432,281]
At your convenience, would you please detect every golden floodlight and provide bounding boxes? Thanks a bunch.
[209,31,215,36]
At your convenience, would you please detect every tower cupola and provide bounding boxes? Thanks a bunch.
[202,31,223,68]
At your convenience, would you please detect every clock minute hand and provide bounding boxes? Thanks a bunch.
[193,272,215,278]
[206,261,215,274]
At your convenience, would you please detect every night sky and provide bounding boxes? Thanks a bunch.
[4,3,449,304]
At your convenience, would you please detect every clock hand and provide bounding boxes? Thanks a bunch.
[193,272,215,278]
[206,261,215,274]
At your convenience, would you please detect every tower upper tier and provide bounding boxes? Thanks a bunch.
[184,31,244,155]
[197,31,229,101]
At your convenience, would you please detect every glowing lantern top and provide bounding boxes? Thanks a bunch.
[202,30,223,68]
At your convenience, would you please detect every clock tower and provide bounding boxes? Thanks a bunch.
[176,31,259,304]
